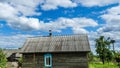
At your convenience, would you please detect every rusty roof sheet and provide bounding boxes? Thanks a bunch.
[21,34,90,53]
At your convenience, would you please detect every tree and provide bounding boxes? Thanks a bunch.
[106,49,114,63]
[111,40,115,52]
[115,52,120,67]
[0,49,7,68]
[95,36,113,64]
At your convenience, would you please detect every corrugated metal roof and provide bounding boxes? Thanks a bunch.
[21,34,90,53]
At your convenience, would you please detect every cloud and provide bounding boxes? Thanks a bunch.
[0,0,98,33]
[0,2,98,32]
[54,17,98,34]
[72,28,88,34]
[99,5,120,33]
[0,3,18,20]
[40,17,98,33]
[0,0,77,12]
[41,0,77,10]
[7,17,41,31]
[0,1,41,31]
[0,34,34,49]
[107,5,120,14]
[0,0,41,16]
[0,1,42,31]
[74,0,120,7]
[2,16,97,33]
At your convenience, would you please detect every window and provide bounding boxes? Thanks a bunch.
[44,54,52,67]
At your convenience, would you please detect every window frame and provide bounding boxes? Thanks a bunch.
[44,54,52,67]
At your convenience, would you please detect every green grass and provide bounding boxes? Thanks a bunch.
[89,62,118,68]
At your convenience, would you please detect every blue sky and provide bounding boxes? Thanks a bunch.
[0,0,120,52]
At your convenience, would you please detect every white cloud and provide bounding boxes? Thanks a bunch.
[42,17,98,33]
[0,0,42,30]
[0,0,97,33]
[99,5,120,32]
[3,16,97,33]
[0,1,42,31]
[7,17,41,31]
[41,0,77,10]
[0,0,41,16]
[72,28,88,34]
[74,0,120,7]
[0,3,18,20]
[107,5,120,14]
[0,34,34,49]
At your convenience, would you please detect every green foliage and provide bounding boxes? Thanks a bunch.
[88,52,94,62]
[115,52,120,67]
[95,36,115,64]
[106,49,114,62]
[0,49,7,68]
[18,57,23,67]
[115,52,120,59]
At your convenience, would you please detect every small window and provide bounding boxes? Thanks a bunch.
[44,54,52,67]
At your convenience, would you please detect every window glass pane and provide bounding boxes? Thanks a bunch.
[46,57,50,65]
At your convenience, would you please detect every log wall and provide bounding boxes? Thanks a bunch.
[22,52,88,68]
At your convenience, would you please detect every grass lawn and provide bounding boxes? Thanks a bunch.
[89,62,118,68]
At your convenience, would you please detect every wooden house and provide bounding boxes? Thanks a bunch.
[3,49,22,62]
[4,49,22,68]
[21,34,90,68]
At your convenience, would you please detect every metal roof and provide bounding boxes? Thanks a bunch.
[21,34,90,53]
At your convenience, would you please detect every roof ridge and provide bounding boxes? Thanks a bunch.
[28,34,88,38]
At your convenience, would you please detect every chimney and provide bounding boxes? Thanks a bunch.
[49,30,52,37]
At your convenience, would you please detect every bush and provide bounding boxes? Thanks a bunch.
[18,57,23,67]
[0,49,7,68]
[115,52,120,67]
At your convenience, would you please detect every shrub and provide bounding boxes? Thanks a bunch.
[0,49,7,68]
